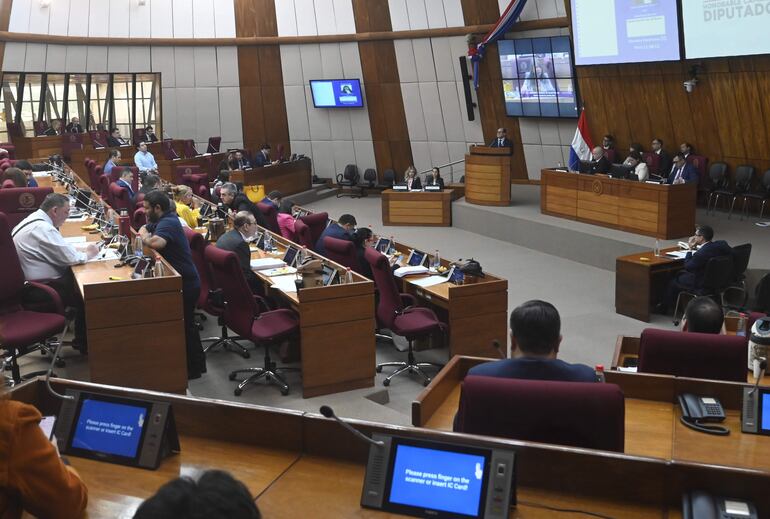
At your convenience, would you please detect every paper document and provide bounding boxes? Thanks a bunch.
[250,258,286,270]
[394,266,429,278]
[32,171,53,177]
[262,266,297,277]
[665,251,689,260]
[66,214,89,222]
[270,275,297,293]
[64,236,87,244]
[409,276,448,288]
[617,366,638,373]
[85,249,120,262]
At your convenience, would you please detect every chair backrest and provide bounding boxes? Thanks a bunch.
[276,143,285,161]
[62,132,84,145]
[323,237,360,272]
[604,148,617,164]
[364,247,404,329]
[257,202,279,233]
[204,245,258,337]
[162,140,179,160]
[702,255,735,291]
[1,179,17,189]
[132,206,146,230]
[108,182,131,213]
[6,122,23,139]
[638,328,747,382]
[207,136,221,153]
[293,219,314,249]
[454,375,625,452]
[183,227,213,310]
[383,169,395,186]
[734,165,755,190]
[299,212,329,247]
[708,161,727,185]
[0,187,54,228]
[363,168,377,185]
[183,139,199,158]
[642,152,659,171]
[175,165,202,185]
[731,243,751,279]
[132,128,146,144]
[344,164,359,182]
[687,154,708,178]
[33,120,49,136]
[88,130,108,148]
[0,212,26,314]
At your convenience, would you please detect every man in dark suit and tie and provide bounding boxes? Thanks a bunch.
[651,138,672,178]
[659,225,733,314]
[116,169,136,205]
[107,127,128,147]
[254,144,278,167]
[588,146,611,174]
[667,153,699,184]
[229,150,251,170]
[315,213,356,255]
[65,117,84,133]
[467,300,596,382]
[489,128,512,149]
[216,211,261,293]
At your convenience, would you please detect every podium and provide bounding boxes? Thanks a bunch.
[464,145,515,206]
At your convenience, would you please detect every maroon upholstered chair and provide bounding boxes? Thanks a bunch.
[638,328,747,382]
[2,179,17,189]
[175,164,207,187]
[132,128,147,145]
[0,143,16,159]
[205,245,299,395]
[88,130,108,148]
[6,122,23,139]
[293,219,314,250]
[454,375,625,453]
[61,133,84,162]
[323,236,361,273]
[109,166,140,193]
[183,139,200,158]
[605,148,617,164]
[0,187,54,227]
[276,143,285,161]
[642,152,660,175]
[132,206,146,230]
[206,136,221,153]
[0,212,66,383]
[365,247,445,386]
[108,182,132,215]
[162,140,180,160]
[299,212,328,251]
[257,202,279,233]
[184,227,249,359]
[33,120,49,136]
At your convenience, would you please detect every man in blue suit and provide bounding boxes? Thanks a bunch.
[467,300,596,382]
[315,213,356,255]
[667,153,699,184]
[116,169,136,205]
[659,225,733,313]
[489,128,512,149]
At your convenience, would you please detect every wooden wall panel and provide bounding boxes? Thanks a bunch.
[235,0,290,155]
[0,0,12,71]
[577,59,770,180]
[352,0,413,180]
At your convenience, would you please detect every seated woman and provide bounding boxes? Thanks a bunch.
[172,185,201,228]
[626,151,649,182]
[425,167,444,189]
[352,227,376,279]
[404,166,421,191]
[276,199,298,241]
[0,397,88,518]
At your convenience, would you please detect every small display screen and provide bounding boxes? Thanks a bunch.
[255,233,265,250]
[408,250,426,267]
[70,396,150,459]
[760,392,770,432]
[386,443,488,517]
[322,265,338,286]
[310,79,364,108]
[283,246,298,266]
[376,238,391,253]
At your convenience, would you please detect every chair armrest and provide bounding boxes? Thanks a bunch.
[254,295,272,313]
[400,293,417,308]
[22,281,65,315]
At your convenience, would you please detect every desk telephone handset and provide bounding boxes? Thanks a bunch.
[678,393,729,436]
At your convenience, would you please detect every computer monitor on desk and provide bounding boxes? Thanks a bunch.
[578,161,594,174]
[610,164,633,179]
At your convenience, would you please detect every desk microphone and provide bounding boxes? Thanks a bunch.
[749,359,767,396]
[45,322,74,402]
[319,406,384,448]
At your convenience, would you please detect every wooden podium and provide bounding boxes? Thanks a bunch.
[464,145,514,206]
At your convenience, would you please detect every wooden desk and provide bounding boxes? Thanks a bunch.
[413,356,770,474]
[381,189,454,227]
[229,158,312,196]
[465,146,513,206]
[11,134,93,159]
[615,248,684,322]
[540,169,697,239]
[70,140,186,169]
[156,153,227,183]
[10,377,770,518]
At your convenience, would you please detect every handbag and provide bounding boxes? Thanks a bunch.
[244,185,265,203]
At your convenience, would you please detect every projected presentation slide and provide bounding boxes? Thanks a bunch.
[310,79,363,108]
[71,398,148,459]
[499,37,578,118]
[572,0,680,65]
[387,444,486,516]
[683,0,770,58]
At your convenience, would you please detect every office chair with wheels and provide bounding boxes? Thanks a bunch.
[184,228,250,359]
[383,169,396,188]
[711,165,754,219]
[365,248,445,386]
[722,243,752,310]
[742,169,770,220]
[0,212,67,384]
[672,255,736,326]
[705,162,729,214]
[206,246,299,395]
[336,164,362,198]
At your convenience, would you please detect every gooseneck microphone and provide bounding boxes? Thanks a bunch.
[749,359,767,396]
[45,322,75,402]
[319,405,384,448]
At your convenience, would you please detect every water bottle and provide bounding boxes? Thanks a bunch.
[432,250,441,270]
[653,239,660,257]
[595,364,605,383]
[737,313,747,337]
[345,267,354,284]
[388,236,396,255]
[134,235,144,257]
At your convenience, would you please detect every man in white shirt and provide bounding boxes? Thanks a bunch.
[12,193,98,352]
[134,142,159,176]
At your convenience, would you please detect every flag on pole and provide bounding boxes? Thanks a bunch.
[569,109,593,171]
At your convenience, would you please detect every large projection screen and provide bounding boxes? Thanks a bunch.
[571,0,680,65]
[683,0,770,58]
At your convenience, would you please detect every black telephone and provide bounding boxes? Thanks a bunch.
[682,491,757,519]
[678,393,729,436]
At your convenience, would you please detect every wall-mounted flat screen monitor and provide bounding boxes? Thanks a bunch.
[682,1,770,58]
[310,79,364,108]
[498,37,579,118]
[571,0,681,65]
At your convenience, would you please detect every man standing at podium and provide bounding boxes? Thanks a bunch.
[489,128,512,149]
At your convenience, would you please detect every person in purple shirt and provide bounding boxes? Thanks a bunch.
[468,300,596,382]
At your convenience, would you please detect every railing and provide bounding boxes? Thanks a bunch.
[419,158,465,183]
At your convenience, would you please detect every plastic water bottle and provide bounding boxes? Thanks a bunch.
[737,313,747,337]
[134,235,144,257]
[264,233,273,252]
[595,364,605,383]
[345,267,354,284]
[653,239,661,257]
[388,236,396,255]
[432,250,441,270]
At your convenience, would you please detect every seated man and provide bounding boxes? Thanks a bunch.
[230,150,251,171]
[315,213,356,255]
[260,190,282,209]
[65,116,83,134]
[468,300,596,382]
[588,146,610,174]
[15,160,38,187]
[44,120,62,136]
[660,225,733,313]
[667,153,698,184]
[139,173,161,196]
[143,125,158,143]
[254,144,278,167]
[104,149,121,176]
[106,127,128,147]
[682,296,724,334]
[116,168,136,205]
[218,182,267,228]
[134,142,159,175]
[12,193,99,352]
[216,211,261,293]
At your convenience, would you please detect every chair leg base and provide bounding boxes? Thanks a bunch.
[377,361,443,387]
[229,367,289,396]
[203,337,250,359]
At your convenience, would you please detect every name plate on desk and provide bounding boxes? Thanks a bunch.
[393,184,408,191]
[425,185,442,192]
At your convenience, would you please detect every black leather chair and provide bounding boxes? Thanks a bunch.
[673,255,736,325]
[723,243,752,310]
[336,164,362,198]
[705,162,729,214]
[713,165,755,219]
[382,169,396,188]
[742,169,770,220]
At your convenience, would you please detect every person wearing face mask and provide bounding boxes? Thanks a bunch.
[12,193,99,354]
[315,213,356,255]
[404,166,421,191]
[138,191,206,379]
[216,211,262,294]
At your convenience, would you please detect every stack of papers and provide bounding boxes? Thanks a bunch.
[409,276,447,288]
[250,258,286,270]
[262,266,297,277]
[270,275,298,293]
[394,266,429,278]
[665,251,689,259]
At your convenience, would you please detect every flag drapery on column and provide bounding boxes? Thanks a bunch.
[569,108,593,171]
[467,0,530,89]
